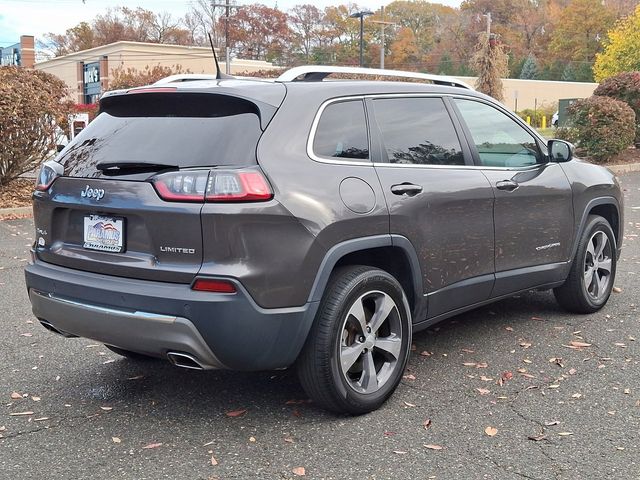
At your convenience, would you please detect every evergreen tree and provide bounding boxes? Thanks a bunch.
[519,53,538,79]
[561,62,577,81]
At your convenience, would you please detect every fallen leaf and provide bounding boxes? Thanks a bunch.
[531,316,544,321]
[10,392,22,400]
[485,426,498,437]
[249,436,256,442]
[423,418,432,430]
[505,326,514,331]
[225,409,247,417]
[568,341,592,348]
[612,287,622,293]
[127,375,144,380]
[112,437,121,443]
[31,396,41,402]
[403,401,416,408]
[520,342,532,349]
[142,442,163,449]
[568,368,577,375]
[523,359,533,364]
[9,411,33,416]
[19,333,33,337]
[403,374,416,380]
[100,406,113,411]
[420,351,432,357]
[102,359,116,364]
[424,444,444,450]
[284,437,294,443]
[393,450,407,455]
[463,362,477,367]
[292,467,306,476]
[211,456,218,466]
[33,417,49,422]
[571,393,582,399]
[461,348,474,353]
[557,432,573,436]
[480,375,493,382]
[476,388,490,396]
[624,389,631,395]
[476,362,488,369]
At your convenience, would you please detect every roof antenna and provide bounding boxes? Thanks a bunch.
[208,32,233,80]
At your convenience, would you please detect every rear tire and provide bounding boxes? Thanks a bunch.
[554,215,617,313]
[104,345,156,361]
[297,266,412,415]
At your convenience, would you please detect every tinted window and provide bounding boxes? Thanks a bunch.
[58,93,263,178]
[313,100,369,160]
[454,99,541,168]
[372,97,464,166]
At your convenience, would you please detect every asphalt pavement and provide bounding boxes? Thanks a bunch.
[1,172,639,480]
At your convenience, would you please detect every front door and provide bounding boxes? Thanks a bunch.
[451,98,574,297]
[368,96,496,320]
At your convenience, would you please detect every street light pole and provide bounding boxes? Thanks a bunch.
[212,0,240,75]
[349,10,373,67]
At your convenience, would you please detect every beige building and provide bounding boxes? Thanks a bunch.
[455,76,598,111]
[34,41,278,104]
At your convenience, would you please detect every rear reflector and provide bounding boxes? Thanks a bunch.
[191,278,237,293]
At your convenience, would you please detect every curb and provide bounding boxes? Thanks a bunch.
[608,162,640,175]
[0,206,32,217]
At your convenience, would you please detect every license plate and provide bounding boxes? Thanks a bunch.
[83,215,125,253]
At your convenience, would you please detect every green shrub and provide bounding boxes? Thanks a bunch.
[566,95,635,162]
[516,106,556,128]
[593,71,640,145]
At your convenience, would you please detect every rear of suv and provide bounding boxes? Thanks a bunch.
[25,66,623,414]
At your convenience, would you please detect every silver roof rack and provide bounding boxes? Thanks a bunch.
[276,65,473,89]
[154,74,220,85]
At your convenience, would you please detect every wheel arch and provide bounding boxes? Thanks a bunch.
[571,197,621,261]
[307,235,424,321]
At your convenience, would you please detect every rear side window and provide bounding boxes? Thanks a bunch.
[312,100,369,161]
[372,97,465,166]
[58,93,263,177]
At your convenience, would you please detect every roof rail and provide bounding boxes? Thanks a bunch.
[276,65,473,90]
[154,74,220,85]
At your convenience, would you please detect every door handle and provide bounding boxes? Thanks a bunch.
[391,183,423,196]
[496,180,519,192]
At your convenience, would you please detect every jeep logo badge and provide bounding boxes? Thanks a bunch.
[81,185,105,200]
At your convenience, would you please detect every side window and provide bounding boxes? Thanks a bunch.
[454,99,541,168]
[371,97,465,166]
[312,100,369,161]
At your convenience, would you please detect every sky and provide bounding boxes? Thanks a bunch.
[0,0,463,47]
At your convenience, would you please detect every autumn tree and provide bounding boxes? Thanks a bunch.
[548,0,615,81]
[472,33,509,101]
[593,5,640,81]
[227,4,291,63]
[0,67,73,185]
[289,4,323,62]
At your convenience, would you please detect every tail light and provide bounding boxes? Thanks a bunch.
[35,160,64,191]
[152,167,273,203]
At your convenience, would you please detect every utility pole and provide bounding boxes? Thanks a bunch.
[211,0,240,75]
[371,6,395,69]
[484,12,492,35]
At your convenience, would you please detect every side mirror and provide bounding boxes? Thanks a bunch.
[547,139,573,163]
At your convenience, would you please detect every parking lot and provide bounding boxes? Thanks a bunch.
[1,171,639,480]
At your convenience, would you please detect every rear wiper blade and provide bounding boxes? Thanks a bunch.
[96,161,178,172]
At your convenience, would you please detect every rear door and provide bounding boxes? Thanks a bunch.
[451,97,574,296]
[369,95,496,320]
[33,91,275,283]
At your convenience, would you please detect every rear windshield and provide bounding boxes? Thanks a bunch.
[58,93,262,177]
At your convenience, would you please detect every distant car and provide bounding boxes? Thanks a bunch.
[26,66,623,414]
[552,111,559,127]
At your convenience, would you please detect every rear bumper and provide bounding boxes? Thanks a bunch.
[25,259,318,371]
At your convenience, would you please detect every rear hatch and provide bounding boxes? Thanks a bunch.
[33,86,284,283]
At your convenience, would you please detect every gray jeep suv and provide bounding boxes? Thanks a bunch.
[25,66,623,414]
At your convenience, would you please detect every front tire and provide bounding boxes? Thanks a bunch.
[297,266,412,414]
[554,215,617,313]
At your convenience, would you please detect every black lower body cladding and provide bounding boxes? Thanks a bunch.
[24,259,318,371]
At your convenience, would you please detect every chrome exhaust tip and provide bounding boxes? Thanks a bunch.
[166,351,205,370]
